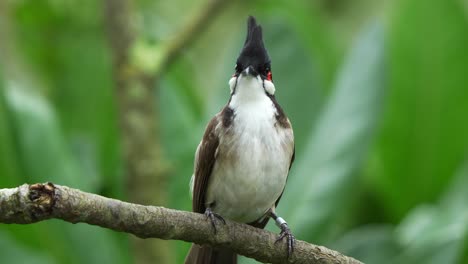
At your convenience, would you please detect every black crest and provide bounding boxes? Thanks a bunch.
[236,16,270,72]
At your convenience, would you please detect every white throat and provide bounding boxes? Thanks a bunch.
[232,75,265,104]
[228,75,276,108]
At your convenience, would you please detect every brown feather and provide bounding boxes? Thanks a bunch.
[185,245,237,264]
[187,108,237,264]
[274,144,295,208]
[192,114,221,213]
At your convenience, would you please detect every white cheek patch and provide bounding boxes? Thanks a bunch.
[229,76,237,94]
[263,80,275,95]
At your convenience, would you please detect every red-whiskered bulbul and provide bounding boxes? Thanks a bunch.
[185,16,295,264]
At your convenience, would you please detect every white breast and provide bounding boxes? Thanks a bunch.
[204,75,293,223]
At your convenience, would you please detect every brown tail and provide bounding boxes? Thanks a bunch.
[184,244,237,264]
[184,217,270,264]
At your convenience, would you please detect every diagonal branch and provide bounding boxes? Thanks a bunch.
[152,0,229,77]
[0,183,363,264]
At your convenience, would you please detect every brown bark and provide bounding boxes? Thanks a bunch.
[0,183,363,264]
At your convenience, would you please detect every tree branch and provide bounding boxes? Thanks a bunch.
[0,183,362,264]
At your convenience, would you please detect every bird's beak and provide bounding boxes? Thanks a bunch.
[241,65,258,77]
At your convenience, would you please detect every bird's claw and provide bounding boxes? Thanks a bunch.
[275,223,295,258]
[204,207,225,234]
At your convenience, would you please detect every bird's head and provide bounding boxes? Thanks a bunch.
[229,16,275,96]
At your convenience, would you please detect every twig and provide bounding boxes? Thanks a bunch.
[0,183,363,264]
[153,0,229,76]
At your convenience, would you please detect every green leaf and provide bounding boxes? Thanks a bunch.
[333,160,468,264]
[51,31,120,197]
[0,230,56,264]
[61,223,131,264]
[13,0,121,197]
[278,22,386,241]
[386,160,468,264]
[4,83,95,191]
[394,206,465,264]
[0,68,22,186]
[332,225,400,264]
[372,0,468,220]
[454,161,468,263]
[263,0,341,90]
[2,80,128,264]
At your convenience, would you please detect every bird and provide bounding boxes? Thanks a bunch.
[185,16,295,264]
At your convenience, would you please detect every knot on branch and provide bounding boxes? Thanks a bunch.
[0,183,363,263]
[28,182,56,218]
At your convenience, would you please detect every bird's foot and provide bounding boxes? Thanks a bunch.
[269,211,295,258]
[204,207,225,234]
[275,222,295,258]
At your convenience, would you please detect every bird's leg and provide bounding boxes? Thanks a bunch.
[204,206,225,234]
[269,210,295,258]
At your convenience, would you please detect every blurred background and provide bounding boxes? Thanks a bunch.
[0,0,467,263]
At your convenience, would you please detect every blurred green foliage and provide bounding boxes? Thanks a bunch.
[0,0,467,264]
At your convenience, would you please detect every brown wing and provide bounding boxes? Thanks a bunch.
[192,116,220,213]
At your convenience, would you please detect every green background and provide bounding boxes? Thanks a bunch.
[0,0,467,263]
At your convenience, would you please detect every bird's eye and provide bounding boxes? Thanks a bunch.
[263,65,272,78]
